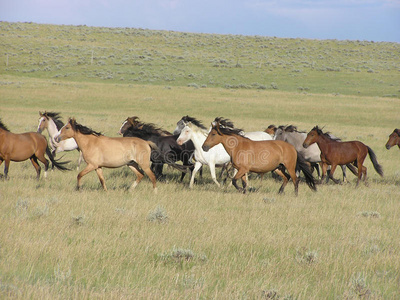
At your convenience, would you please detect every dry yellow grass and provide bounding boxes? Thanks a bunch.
[0,75,399,299]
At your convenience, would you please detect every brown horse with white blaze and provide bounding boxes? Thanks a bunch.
[55,118,157,192]
[386,129,400,150]
[303,126,383,185]
[202,118,316,195]
[0,118,69,179]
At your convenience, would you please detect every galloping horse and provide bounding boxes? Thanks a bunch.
[176,118,232,188]
[386,129,400,150]
[0,118,69,179]
[119,117,194,180]
[303,126,383,185]
[274,125,357,182]
[202,118,316,195]
[55,118,157,192]
[37,111,83,169]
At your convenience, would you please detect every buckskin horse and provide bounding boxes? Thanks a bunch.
[55,118,157,192]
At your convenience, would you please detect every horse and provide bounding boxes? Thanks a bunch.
[274,125,357,182]
[0,118,69,179]
[176,118,232,188]
[55,118,157,192]
[175,115,273,141]
[119,116,172,136]
[118,117,193,181]
[37,111,84,169]
[303,126,383,186]
[202,118,317,195]
[386,129,400,150]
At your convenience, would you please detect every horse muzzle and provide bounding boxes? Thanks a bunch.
[302,142,309,149]
[54,135,62,143]
[385,144,391,150]
[176,139,183,146]
[202,145,210,152]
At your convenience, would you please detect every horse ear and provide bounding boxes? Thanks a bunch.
[39,111,43,117]
[214,122,222,135]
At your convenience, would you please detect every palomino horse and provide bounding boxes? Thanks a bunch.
[386,129,400,150]
[303,126,383,186]
[0,119,69,179]
[37,111,84,169]
[202,118,316,195]
[55,118,157,192]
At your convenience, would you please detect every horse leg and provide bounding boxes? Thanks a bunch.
[283,163,299,196]
[30,156,41,180]
[141,166,157,192]
[320,162,328,184]
[232,169,247,194]
[241,174,247,191]
[35,152,49,179]
[95,168,107,191]
[128,165,144,190]
[3,159,10,179]
[77,165,96,190]
[341,165,347,183]
[328,164,340,184]
[77,150,84,170]
[274,168,289,194]
[189,161,203,188]
[209,162,221,188]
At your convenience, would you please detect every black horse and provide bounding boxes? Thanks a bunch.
[120,118,195,180]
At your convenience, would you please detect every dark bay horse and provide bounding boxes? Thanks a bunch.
[303,126,383,186]
[202,118,316,195]
[118,117,195,180]
[55,118,157,192]
[386,129,400,150]
[0,119,69,179]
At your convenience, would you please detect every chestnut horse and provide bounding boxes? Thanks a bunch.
[386,129,400,150]
[202,118,316,195]
[0,119,69,179]
[55,118,157,192]
[303,126,383,185]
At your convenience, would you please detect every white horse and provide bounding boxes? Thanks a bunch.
[177,121,231,188]
[37,112,83,169]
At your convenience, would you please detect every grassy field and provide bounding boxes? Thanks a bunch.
[1,22,400,299]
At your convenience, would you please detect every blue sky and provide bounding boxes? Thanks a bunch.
[1,0,399,42]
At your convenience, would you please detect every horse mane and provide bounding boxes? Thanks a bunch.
[127,117,170,136]
[42,111,65,130]
[213,117,245,137]
[0,119,10,132]
[394,129,400,136]
[70,119,102,136]
[181,115,207,130]
[214,117,235,129]
[312,126,340,141]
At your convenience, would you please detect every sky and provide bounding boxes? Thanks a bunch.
[1,0,399,42]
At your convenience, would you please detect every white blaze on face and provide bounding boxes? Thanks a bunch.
[37,117,45,133]
[118,120,128,135]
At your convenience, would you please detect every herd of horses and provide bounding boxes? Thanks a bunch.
[0,111,399,195]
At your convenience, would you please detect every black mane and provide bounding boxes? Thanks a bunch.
[312,126,339,141]
[213,117,245,137]
[214,117,235,129]
[43,111,65,130]
[70,119,102,136]
[0,119,10,132]
[394,129,400,136]
[181,115,207,130]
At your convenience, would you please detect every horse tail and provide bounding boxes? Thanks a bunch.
[46,146,71,171]
[296,152,317,191]
[367,146,384,177]
[147,141,159,150]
